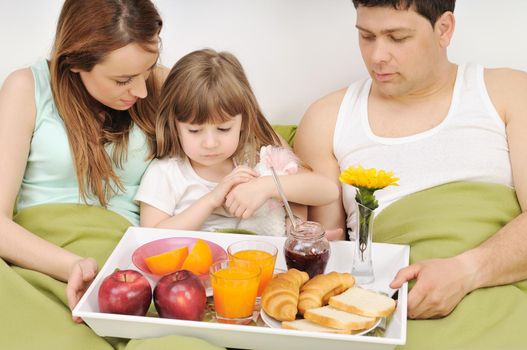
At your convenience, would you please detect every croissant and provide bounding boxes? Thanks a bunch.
[261,268,309,321]
[298,272,355,315]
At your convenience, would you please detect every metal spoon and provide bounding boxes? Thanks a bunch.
[269,166,297,231]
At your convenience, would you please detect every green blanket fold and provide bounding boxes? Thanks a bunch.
[1,204,224,350]
[374,182,526,350]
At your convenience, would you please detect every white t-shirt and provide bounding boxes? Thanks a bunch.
[134,157,240,231]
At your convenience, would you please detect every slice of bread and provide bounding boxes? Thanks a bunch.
[281,319,350,334]
[304,306,378,331]
[328,287,396,318]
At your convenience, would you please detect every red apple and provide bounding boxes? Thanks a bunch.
[154,269,207,321]
[98,269,152,316]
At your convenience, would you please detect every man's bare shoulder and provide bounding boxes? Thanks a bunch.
[485,67,527,86]
[484,67,527,122]
[295,88,347,158]
[302,88,348,123]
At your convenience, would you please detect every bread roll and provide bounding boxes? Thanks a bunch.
[298,272,355,315]
[261,268,309,321]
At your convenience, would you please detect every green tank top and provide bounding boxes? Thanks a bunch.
[17,60,151,225]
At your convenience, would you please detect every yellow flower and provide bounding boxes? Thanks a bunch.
[339,166,399,191]
[339,166,399,211]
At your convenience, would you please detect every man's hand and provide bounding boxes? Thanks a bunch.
[67,257,98,323]
[390,256,476,319]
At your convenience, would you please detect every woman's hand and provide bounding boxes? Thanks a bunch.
[225,176,273,218]
[207,166,258,209]
[66,257,98,323]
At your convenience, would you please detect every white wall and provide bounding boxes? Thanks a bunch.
[1,0,526,124]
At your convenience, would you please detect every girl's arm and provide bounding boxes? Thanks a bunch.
[225,169,339,219]
[140,194,218,230]
[0,69,96,317]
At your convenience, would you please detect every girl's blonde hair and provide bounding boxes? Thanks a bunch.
[50,0,162,207]
[154,49,281,167]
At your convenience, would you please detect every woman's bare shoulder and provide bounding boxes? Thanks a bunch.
[0,67,37,129]
[1,68,35,92]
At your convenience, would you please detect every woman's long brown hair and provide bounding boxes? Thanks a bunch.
[50,0,162,206]
[154,49,281,167]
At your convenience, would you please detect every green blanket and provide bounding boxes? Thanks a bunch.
[374,182,526,350]
[5,182,525,350]
[1,204,224,350]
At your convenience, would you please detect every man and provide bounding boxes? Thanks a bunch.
[295,1,527,348]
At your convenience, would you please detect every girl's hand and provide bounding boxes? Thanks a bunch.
[66,257,98,323]
[225,176,273,218]
[207,166,258,209]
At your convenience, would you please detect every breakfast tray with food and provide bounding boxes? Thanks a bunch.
[74,227,409,350]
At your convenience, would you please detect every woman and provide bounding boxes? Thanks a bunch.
[0,1,221,349]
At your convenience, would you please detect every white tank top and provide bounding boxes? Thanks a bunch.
[334,63,513,233]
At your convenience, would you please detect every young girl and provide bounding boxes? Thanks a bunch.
[135,49,339,235]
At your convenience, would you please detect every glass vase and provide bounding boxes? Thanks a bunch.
[352,202,375,284]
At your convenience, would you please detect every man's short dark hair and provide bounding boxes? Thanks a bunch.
[352,0,455,27]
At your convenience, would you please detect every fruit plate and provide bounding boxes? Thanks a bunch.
[73,227,409,350]
[132,237,227,281]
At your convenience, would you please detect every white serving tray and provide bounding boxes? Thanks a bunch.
[74,227,409,350]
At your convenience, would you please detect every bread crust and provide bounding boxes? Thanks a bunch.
[304,306,378,331]
[281,319,350,334]
[329,299,395,317]
[298,272,355,315]
[328,287,396,317]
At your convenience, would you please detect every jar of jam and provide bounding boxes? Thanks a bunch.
[284,221,330,278]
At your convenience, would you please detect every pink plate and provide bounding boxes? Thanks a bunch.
[132,237,227,281]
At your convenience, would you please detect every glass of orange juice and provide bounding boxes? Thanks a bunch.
[209,260,261,324]
[227,240,278,299]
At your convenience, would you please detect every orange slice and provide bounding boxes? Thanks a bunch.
[144,246,189,275]
[181,239,213,275]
